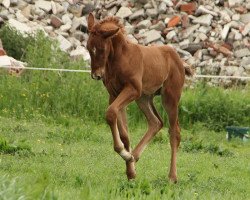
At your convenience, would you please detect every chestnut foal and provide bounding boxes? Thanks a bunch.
[87,13,192,182]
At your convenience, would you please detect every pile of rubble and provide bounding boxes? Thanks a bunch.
[0,0,249,84]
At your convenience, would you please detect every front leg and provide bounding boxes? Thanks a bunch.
[106,85,140,162]
[118,108,136,179]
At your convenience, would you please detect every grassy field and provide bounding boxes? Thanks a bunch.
[0,117,249,200]
[0,25,249,199]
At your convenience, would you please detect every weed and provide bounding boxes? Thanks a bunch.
[0,137,33,156]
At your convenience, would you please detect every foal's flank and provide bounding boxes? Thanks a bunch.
[87,13,193,182]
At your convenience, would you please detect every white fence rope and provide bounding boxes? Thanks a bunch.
[0,65,250,80]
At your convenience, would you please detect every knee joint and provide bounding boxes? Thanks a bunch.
[106,106,118,125]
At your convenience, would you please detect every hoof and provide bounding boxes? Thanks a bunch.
[127,171,136,180]
[126,160,136,180]
[168,175,178,184]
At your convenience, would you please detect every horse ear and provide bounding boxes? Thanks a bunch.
[100,27,120,39]
[88,13,95,31]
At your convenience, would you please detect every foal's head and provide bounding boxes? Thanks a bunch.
[87,13,123,80]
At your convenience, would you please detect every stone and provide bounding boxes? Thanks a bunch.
[166,30,176,40]
[146,9,158,18]
[50,15,63,28]
[158,2,167,14]
[221,23,231,40]
[180,2,196,14]
[143,30,162,44]
[60,23,71,32]
[198,32,208,41]
[21,5,31,18]
[2,0,10,8]
[193,14,213,26]
[70,16,87,33]
[198,26,211,34]
[220,10,231,23]
[246,2,250,10]
[129,9,144,20]
[62,14,72,25]
[105,0,122,9]
[184,43,203,54]
[196,5,218,16]
[125,24,134,34]
[57,35,72,52]
[8,18,31,34]
[17,0,28,10]
[16,10,29,23]
[72,31,85,42]
[116,7,132,18]
[150,21,165,31]
[68,4,84,17]
[240,57,250,67]
[240,13,250,24]
[70,46,90,61]
[127,34,138,44]
[234,30,242,40]
[163,0,173,6]
[235,48,250,58]
[167,15,181,28]
[232,14,240,21]
[242,23,250,36]
[136,20,152,29]
[35,0,52,12]
[228,0,244,7]
[51,1,57,15]
[0,55,26,75]
[181,24,200,39]
[179,39,190,49]
[82,3,95,15]
[144,2,153,9]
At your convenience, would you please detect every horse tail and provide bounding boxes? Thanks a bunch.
[166,46,194,77]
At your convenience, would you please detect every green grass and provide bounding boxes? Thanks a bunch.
[0,117,249,200]
[0,23,249,200]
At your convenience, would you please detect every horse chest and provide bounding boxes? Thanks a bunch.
[104,77,123,97]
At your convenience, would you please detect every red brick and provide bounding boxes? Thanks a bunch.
[181,14,189,28]
[234,6,247,14]
[218,46,233,56]
[50,15,62,28]
[0,48,6,56]
[221,43,233,51]
[180,3,196,14]
[167,16,181,28]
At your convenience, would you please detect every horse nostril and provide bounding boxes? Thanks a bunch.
[91,73,102,80]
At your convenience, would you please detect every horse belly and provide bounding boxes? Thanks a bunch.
[141,64,169,95]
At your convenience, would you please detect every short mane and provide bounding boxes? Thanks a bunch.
[97,16,126,34]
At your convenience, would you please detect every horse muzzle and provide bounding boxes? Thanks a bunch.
[91,73,103,80]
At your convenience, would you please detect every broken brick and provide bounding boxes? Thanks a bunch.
[180,3,197,14]
[181,14,190,28]
[234,6,247,14]
[167,16,181,28]
[0,48,6,56]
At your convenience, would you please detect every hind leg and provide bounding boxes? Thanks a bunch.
[132,94,163,162]
[117,108,136,180]
[162,85,182,183]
